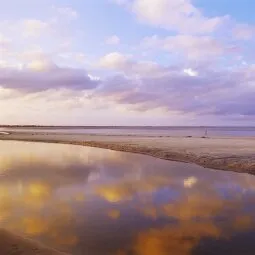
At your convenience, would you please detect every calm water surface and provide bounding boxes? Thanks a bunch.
[2,126,255,137]
[1,141,255,255]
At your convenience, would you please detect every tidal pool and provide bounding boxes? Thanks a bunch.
[1,140,255,255]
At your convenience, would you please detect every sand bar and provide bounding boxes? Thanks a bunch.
[0,131,255,174]
[0,131,10,135]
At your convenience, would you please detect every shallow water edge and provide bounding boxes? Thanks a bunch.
[0,229,69,255]
[0,132,255,175]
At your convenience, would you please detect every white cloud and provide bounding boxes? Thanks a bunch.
[0,6,83,70]
[18,48,48,62]
[0,86,21,100]
[232,24,255,40]
[142,35,224,61]
[114,0,228,34]
[53,6,79,20]
[105,35,120,45]
[75,53,86,63]
[26,59,56,71]
[99,52,166,76]
[183,68,198,77]
[0,34,11,49]
[99,52,131,69]
[22,19,49,37]
[88,74,100,81]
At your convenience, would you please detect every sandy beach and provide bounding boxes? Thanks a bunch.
[0,131,255,174]
[0,229,69,255]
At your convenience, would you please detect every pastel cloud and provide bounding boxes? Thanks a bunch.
[113,0,228,34]
[1,51,255,120]
[0,34,11,49]
[0,65,99,92]
[141,35,225,61]
[232,24,255,40]
[54,6,79,20]
[22,19,49,37]
[1,0,255,125]
[105,35,120,45]
[99,52,166,76]
[96,55,255,117]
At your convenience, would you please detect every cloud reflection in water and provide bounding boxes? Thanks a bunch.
[1,141,255,254]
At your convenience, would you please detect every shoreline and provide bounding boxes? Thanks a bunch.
[0,229,69,255]
[1,131,255,175]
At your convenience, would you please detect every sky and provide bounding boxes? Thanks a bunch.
[0,0,255,126]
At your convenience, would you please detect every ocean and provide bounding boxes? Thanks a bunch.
[1,126,255,137]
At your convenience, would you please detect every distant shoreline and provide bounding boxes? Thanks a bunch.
[2,126,255,139]
[1,125,255,130]
[1,131,255,175]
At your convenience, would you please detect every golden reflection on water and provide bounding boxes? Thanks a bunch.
[95,176,172,203]
[134,222,221,255]
[117,213,255,255]
[107,209,121,219]
[113,185,255,255]
[0,180,80,249]
[1,141,255,254]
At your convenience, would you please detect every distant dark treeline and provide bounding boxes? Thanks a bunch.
[0,125,214,130]
[0,125,199,129]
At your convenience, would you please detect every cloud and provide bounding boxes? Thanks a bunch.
[232,24,255,40]
[26,59,56,71]
[113,0,228,34]
[183,68,198,77]
[1,2,255,124]
[0,5,87,80]
[141,35,225,61]
[0,87,21,100]
[53,6,79,20]
[0,5,79,55]
[105,35,120,45]
[0,65,99,92]
[99,52,167,76]
[0,34,11,49]
[2,44,255,120]
[22,19,49,37]
[99,52,131,69]
[96,60,255,117]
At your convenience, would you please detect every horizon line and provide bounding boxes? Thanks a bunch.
[1,125,255,128]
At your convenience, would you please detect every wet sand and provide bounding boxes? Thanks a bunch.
[0,131,255,174]
[0,229,69,255]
